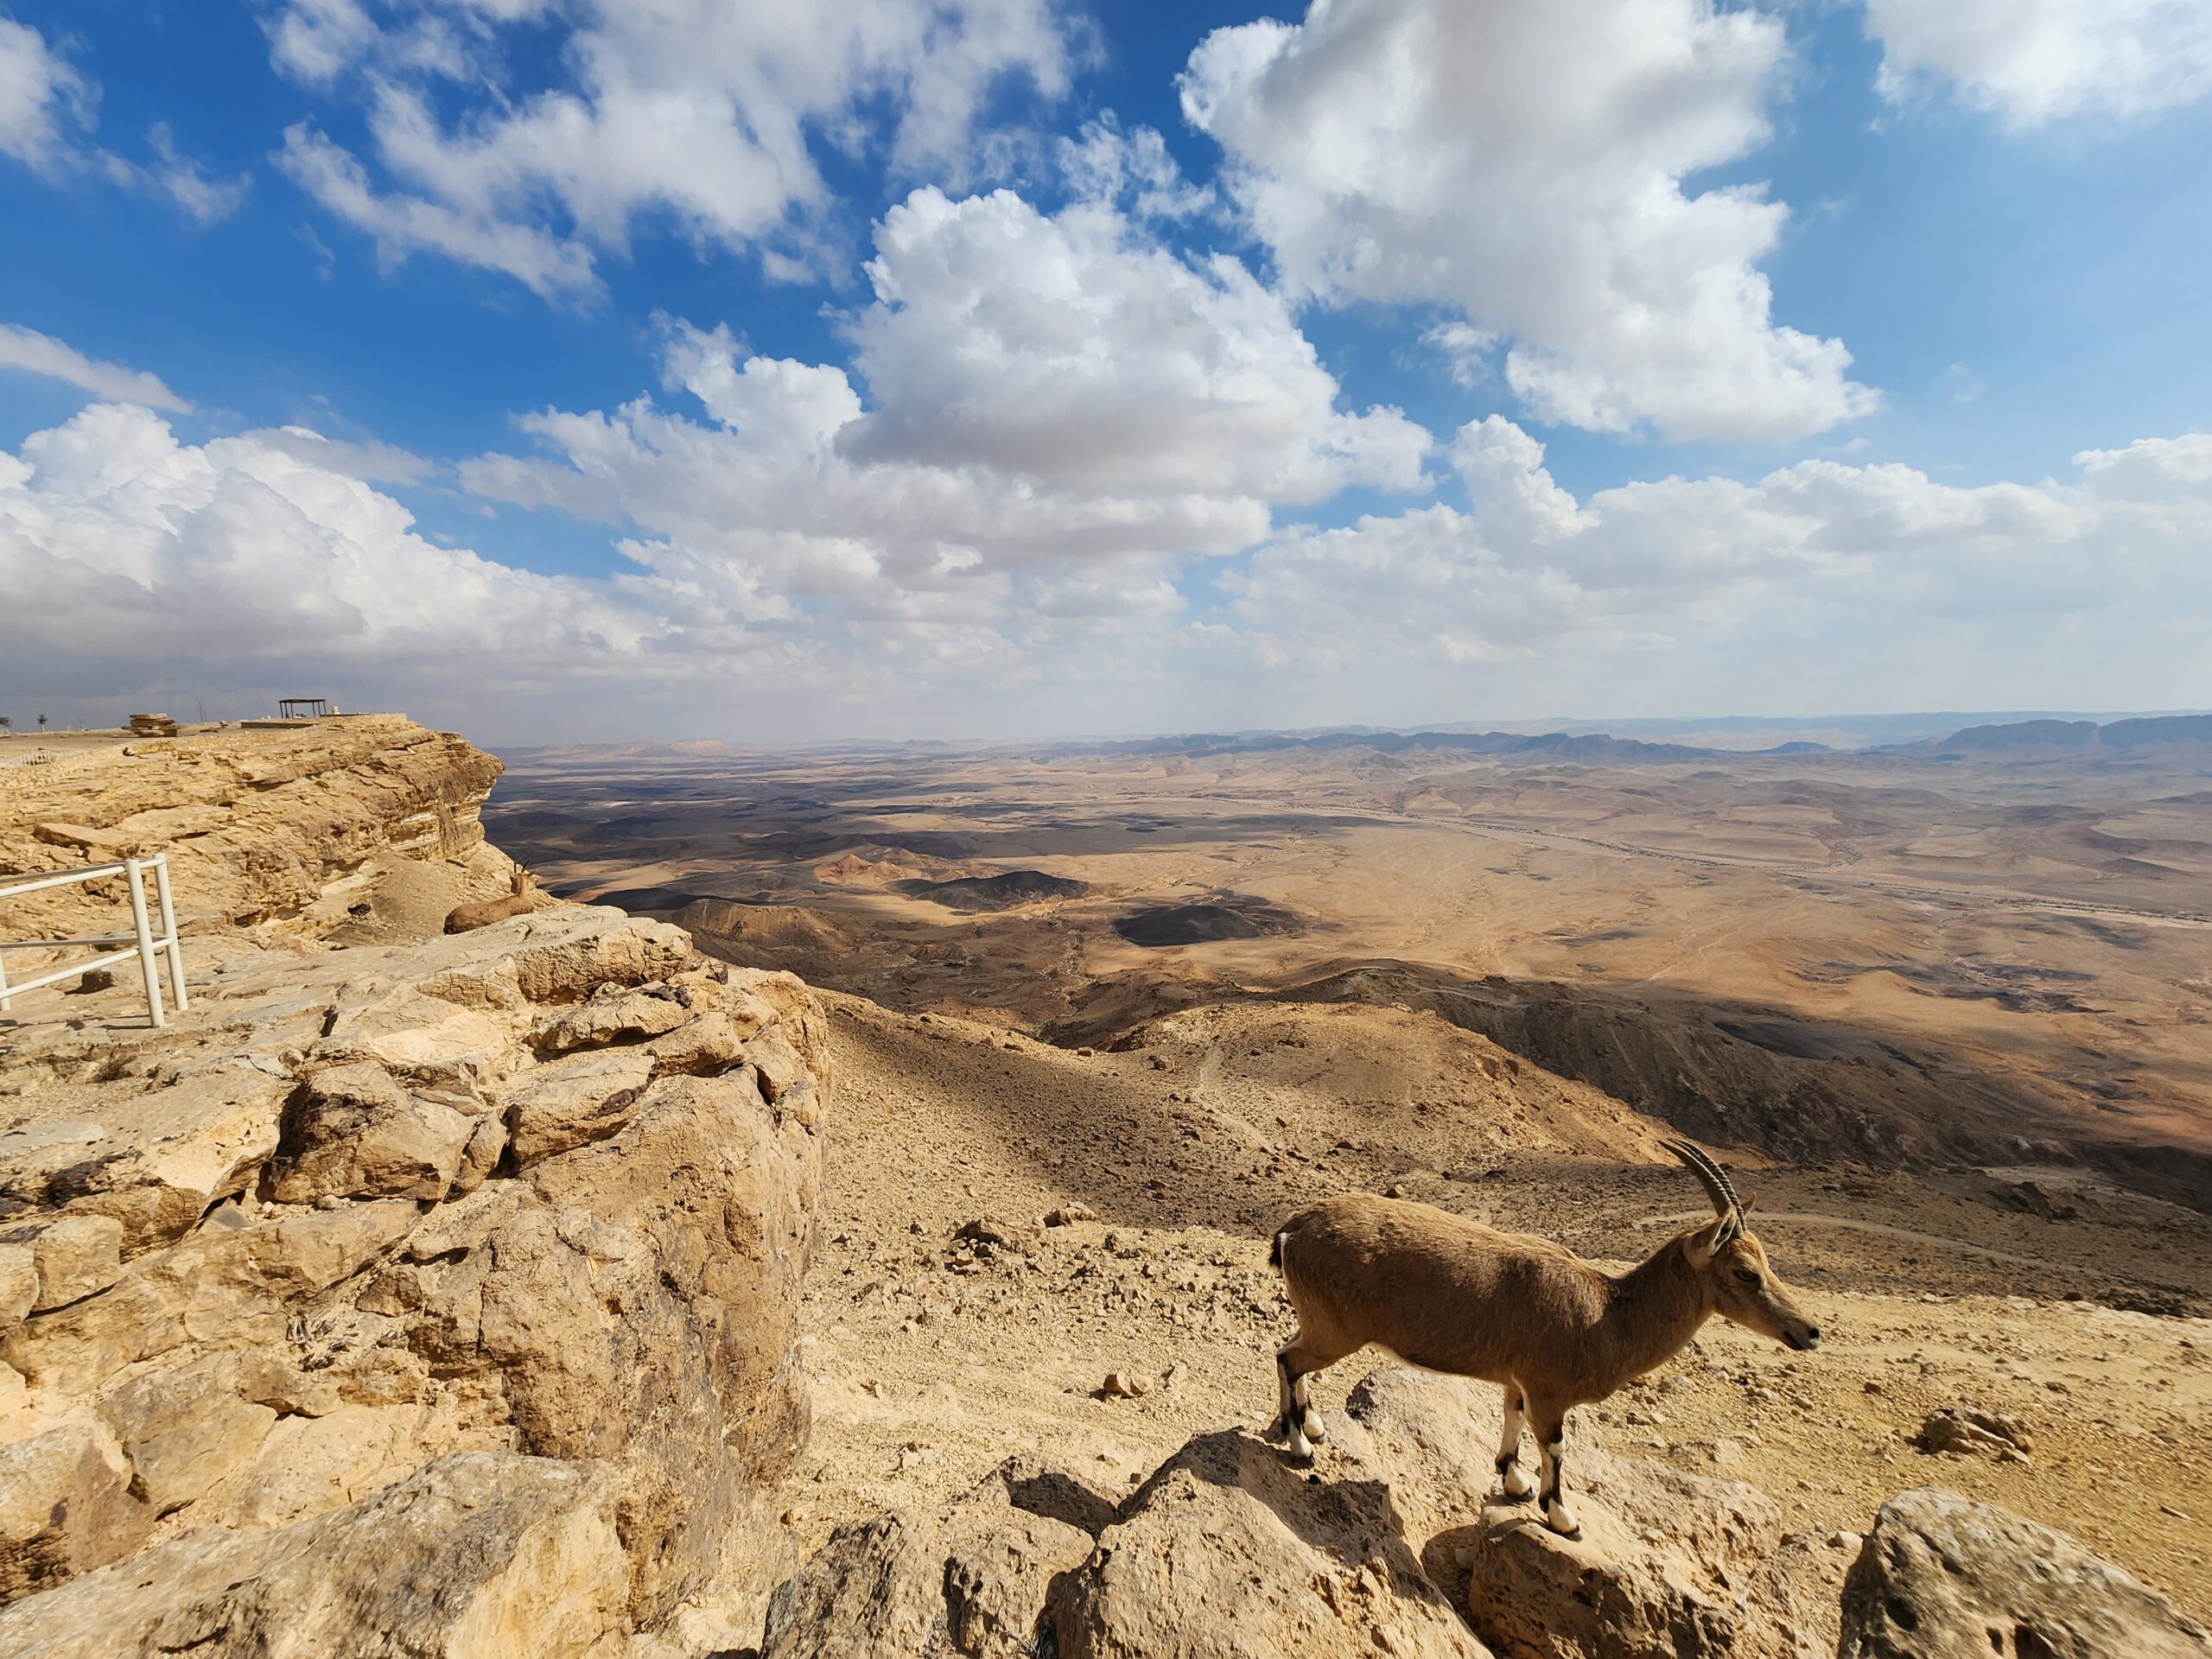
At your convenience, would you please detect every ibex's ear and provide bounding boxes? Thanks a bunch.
[1685,1211,1741,1267]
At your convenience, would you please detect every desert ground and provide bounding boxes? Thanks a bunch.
[491,727,2212,1195]
[473,724,2212,1631]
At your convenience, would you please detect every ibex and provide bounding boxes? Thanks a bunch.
[1268,1140,1820,1536]
[443,867,543,934]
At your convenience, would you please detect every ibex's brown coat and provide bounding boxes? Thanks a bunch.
[1269,1141,1819,1535]
[443,868,543,934]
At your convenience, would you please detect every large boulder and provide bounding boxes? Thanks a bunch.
[760,1458,1100,1659]
[0,1452,626,1659]
[1338,1368,1818,1659]
[1045,1426,1489,1659]
[0,1215,124,1311]
[1840,1488,2211,1659]
[1457,1453,1816,1659]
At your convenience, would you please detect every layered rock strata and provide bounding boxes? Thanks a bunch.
[0,715,506,944]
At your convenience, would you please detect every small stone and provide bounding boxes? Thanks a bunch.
[1829,1529,1859,1550]
[1044,1203,1097,1228]
[1103,1371,1151,1399]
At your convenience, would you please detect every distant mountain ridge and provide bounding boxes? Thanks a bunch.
[1918,713,2212,755]
[1052,728,1740,761]
[1048,712,2212,766]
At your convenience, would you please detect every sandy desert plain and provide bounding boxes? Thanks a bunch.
[474,716,2212,1636]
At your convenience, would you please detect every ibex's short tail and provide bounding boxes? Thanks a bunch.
[1269,1230,1286,1271]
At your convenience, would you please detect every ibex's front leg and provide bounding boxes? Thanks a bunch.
[1531,1401,1579,1536]
[1494,1385,1534,1501]
[1273,1332,1339,1460]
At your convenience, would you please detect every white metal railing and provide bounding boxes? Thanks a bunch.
[0,854,189,1027]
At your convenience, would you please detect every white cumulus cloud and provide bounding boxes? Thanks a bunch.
[1180,0,1878,442]
[840,187,1429,503]
[270,0,1073,298]
[1220,418,2212,715]
[0,405,667,698]
[457,185,1430,646]
[1866,0,2212,126]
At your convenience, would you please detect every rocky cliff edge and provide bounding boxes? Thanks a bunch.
[0,720,830,1656]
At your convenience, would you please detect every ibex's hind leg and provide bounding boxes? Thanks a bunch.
[1531,1402,1579,1537]
[1495,1385,1534,1501]
[1274,1331,1343,1460]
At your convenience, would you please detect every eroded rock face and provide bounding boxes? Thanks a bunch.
[0,906,830,1652]
[1840,1488,2212,1659]
[0,1452,627,1659]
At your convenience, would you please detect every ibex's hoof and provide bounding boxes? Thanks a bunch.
[1542,1503,1581,1539]
[1499,1466,1535,1501]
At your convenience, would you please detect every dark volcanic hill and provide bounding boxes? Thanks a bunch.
[1113,898,1302,947]
[902,869,1089,911]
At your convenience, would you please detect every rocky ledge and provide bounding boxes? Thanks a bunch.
[0,903,829,1655]
[759,1365,2210,1659]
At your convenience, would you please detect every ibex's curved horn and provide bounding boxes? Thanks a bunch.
[1662,1138,1742,1219]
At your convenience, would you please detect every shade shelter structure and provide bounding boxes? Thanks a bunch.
[277,698,333,720]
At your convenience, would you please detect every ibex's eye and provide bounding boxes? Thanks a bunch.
[1733,1268,1761,1285]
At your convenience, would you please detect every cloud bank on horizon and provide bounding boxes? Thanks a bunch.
[0,0,2208,741]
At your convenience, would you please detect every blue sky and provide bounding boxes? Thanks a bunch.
[2,0,2209,742]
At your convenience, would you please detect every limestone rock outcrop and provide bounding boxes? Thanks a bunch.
[756,1365,1821,1659]
[0,905,830,1651]
[0,715,506,946]
[1840,1488,2211,1659]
